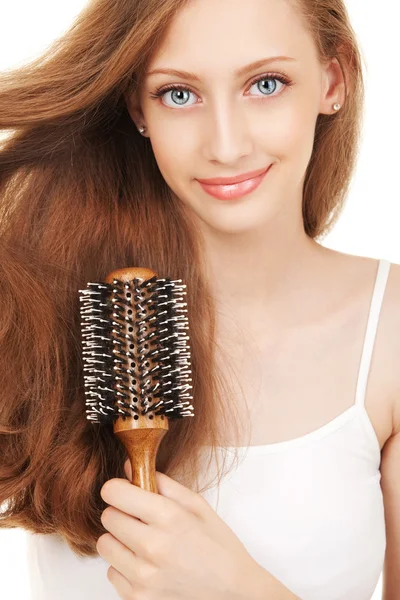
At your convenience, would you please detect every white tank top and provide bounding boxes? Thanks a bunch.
[26,258,389,600]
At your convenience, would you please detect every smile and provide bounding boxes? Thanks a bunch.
[196,164,272,201]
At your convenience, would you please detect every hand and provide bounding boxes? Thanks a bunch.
[97,459,268,600]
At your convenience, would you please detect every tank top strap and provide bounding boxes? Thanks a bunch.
[355,258,391,408]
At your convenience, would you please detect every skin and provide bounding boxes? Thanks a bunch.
[97,460,301,598]
[97,0,374,598]
[126,0,346,343]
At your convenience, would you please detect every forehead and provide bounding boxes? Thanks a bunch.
[146,0,314,76]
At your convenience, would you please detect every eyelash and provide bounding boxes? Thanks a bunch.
[149,72,293,106]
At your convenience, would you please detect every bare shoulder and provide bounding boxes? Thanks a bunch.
[378,260,400,599]
[381,260,400,436]
[331,253,400,597]
[341,253,400,440]
[329,251,399,447]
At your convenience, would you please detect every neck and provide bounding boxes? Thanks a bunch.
[198,214,333,338]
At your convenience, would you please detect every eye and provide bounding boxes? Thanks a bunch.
[248,75,287,98]
[149,72,293,108]
[155,87,198,108]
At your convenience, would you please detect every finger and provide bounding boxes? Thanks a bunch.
[97,533,136,583]
[100,479,197,527]
[155,473,225,531]
[107,557,158,599]
[106,566,134,600]
[124,458,132,482]
[101,478,174,525]
[155,471,209,518]
[101,506,151,558]
[123,460,204,519]
[101,477,204,527]
[98,527,158,589]
[98,535,148,597]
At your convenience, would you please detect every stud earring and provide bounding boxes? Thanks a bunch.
[138,125,147,134]
[333,103,341,111]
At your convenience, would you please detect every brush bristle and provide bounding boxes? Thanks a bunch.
[78,275,194,424]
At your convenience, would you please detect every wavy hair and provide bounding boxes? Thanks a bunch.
[0,0,365,557]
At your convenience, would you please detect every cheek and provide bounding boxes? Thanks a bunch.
[268,109,317,187]
[150,134,195,191]
[262,104,316,157]
[256,104,317,191]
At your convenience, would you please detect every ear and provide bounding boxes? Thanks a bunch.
[124,88,145,130]
[318,56,347,115]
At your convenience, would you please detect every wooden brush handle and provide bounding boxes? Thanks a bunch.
[106,266,169,493]
[114,415,169,492]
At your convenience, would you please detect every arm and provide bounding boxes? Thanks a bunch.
[380,262,400,599]
[381,428,400,599]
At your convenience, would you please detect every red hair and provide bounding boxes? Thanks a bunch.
[0,0,365,557]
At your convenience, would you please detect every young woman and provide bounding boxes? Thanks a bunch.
[0,0,398,599]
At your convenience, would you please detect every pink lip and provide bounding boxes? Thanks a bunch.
[197,165,269,185]
[197,164,272,201]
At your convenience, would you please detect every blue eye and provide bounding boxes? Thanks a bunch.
[161,88,195,107]
[149,73,293,108]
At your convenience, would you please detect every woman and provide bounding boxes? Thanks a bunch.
[0,0,398,598]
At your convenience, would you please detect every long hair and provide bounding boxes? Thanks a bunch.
[0,0,365,557]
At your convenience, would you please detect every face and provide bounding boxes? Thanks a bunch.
[126,0,345,236]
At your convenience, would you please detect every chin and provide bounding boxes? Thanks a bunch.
[201,213,272,236]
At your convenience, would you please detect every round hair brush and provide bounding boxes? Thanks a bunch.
[78,267,194,493]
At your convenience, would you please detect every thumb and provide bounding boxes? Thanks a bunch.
[124,458,132,482]
[123,459,168,490]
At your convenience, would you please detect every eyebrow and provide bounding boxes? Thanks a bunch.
[145,56,297,81]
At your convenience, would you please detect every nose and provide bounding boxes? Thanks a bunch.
[203,102,254,165]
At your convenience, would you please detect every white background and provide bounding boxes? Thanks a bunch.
[0,1,398,598]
